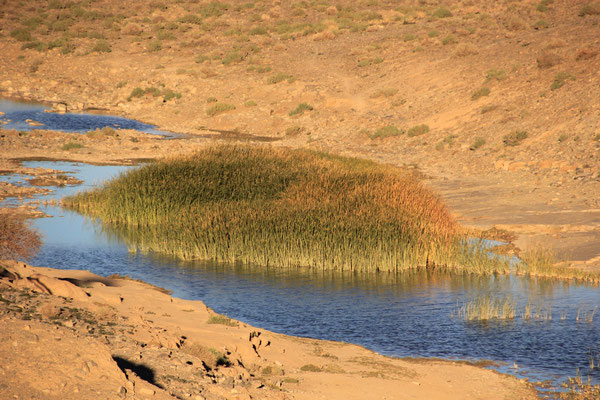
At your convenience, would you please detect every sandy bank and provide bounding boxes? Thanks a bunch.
[0,260,536,400]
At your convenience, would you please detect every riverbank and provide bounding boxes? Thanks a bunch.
[0,259,536,400]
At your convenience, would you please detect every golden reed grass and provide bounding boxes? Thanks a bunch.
[63,145,511,273]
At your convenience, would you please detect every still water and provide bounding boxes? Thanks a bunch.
[2,161,599,395]
[0,98,174,137]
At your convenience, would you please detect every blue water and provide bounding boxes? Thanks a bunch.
[2,163,599,398]
[0,98,175,137]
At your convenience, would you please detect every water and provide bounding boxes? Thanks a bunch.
[0,98,175,137]
[3,160,600,396]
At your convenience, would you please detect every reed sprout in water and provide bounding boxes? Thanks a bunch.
[62,145,510,273]
[457,295,517,321]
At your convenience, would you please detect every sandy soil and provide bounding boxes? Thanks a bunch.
[0,260,536,400]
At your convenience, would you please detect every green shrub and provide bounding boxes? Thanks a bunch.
[433,6,453,18]
[503,131,527,146]
[407,124,430,137]
[245,100,257,107]
[267,73,295,84]
[10,29,34,42]
[21,41,46,51]
[370,126,403,139]
[146,40,162,52]
[222,50,245,65]
[178,14,203,24]
[471,87,490,101]
[469,137,486,150]
[579,3,600,16]
[127,87,145,101]
[163,90,181,101]
[195,54,209,63]
[249,26,268,35]
[61,141,84,151]
[91,40,111,53]
[441,34,457,45]
[300,364,322,372]
[485,69,507,81]
[207,314,237,326]
[289,103,313,116]
[550,72,575,90]
[206,103,236,116]
[198,1,230,18]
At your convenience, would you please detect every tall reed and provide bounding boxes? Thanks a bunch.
[62,145,509,273]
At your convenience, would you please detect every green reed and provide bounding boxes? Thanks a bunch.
[62,145,510,273]
[457,295,517,321]
[517,247,600,284]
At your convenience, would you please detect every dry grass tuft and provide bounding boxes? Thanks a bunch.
[0,214,42,260]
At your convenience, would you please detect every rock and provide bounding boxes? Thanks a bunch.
[139,387,156,396]
[54,103,68,113]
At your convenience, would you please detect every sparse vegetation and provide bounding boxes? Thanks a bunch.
[300,364,322,372]
[432,6,453,18]
[370,88,398,98]
[579,3,600,16]
[471,87,490,100]
[442,34,457,45]
[289,103,313,116]
[470,137,486,150]
[91,40,111,53]
[456,296,516,321]
[61,141,84,151]
[207,314,237,326]
[485,69,507,82]
[0,215,41,260]
[267,73,295,84]
[370,126,403,139]
[407,124,430,137]
[503,131,527,146]
[206,103,236,116]
[551,72,575,90]
[357,57,383,67]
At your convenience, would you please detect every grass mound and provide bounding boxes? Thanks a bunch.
[63,145,502,272]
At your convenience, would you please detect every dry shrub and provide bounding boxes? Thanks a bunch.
[0,214,41,260]
[313,31,335,41]
[545,38,566,49]
[454,42,478,57]
[506,15,528,30]
[537,51,562,68]
[122,23,143,35]
[180,342,219,368]
[326,6,338,15]
[576,47,598,61]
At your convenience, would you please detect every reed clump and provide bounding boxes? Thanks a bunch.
[517,247,600,284]
[457,295,516,321]
[63,145,511,273]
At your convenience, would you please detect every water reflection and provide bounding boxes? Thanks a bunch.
[2,160,600,390]
[0,98,175,137]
